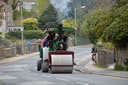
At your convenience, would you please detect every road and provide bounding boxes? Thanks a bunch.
[0,45,128,85]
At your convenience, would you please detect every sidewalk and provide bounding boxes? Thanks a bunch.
[74,54,128,79]
[0,52,39,65]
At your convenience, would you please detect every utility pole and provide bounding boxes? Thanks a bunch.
[74,6,86,46]
[20,0,24,55]
[74,8,77,46]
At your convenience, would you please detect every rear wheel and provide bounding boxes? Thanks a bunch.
[37,60,42,71]
[42,60,49,72]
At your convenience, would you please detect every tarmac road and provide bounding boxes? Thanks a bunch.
[0,45,128,85]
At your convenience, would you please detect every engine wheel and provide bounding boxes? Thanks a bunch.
[42,60,49,72]
[37,60,42,71]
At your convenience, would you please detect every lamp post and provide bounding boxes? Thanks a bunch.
[20,0,24,55]
[74,6,86,46]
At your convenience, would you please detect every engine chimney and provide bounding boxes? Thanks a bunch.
[58,24,63,41]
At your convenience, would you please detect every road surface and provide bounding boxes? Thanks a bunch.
[0,45,128,85]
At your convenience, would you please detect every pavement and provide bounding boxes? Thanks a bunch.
[74,54,128,79]
[0,51,128,79]
[0,52,39,65]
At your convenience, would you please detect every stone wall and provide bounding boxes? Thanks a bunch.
[97,47,128,67]
[0,39,38,59]
[117,49,128,66]
[24,43,38,54]
[0,45,16,59]
[97,49,114,67]
[16,39,38,54]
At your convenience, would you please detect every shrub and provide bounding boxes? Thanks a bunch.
[103,42,114,50]
[6,31,21,39]
[125,66,128,71]
[24,30,44,39]
[6,30,44,39]
[114,65,124,71]
[23,18,38,30]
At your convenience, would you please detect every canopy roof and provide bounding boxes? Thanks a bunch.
[47,27,74,32]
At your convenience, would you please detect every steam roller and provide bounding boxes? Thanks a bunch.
[49,51,74,73]
[37,24,75,73]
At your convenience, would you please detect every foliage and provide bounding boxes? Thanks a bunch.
[81,9,106,44]
[35,0,50,15]
[114,65,128,71]
[125,66,128,71]
[103,42,114,50]
[38,5,58,30]
[105,3,128,48]
[24,30,44,39]
[114,0,128,8]
[6,30,44,39]
[95,10,113,41]
[11,0,19,10]
[62,19,75,28]
[81,2,128,48]
[23,18,38,30]
[13,9,37,20]
[114,65,124,71]
[3,0,19,10]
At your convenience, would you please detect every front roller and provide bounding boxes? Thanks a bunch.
[49,51,74,73]
[51,66,73,73]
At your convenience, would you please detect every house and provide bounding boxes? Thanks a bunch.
[18,0,36,11]
[0,0,13,38]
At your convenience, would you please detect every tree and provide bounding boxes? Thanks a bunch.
[62,19,75,28]
[23,18,38,30]
[81,9,105,44]
[114,0,128,8]
[38,5,58,30]
[3,0,19,11]
[35,0,50,15]
[105,3,128,48]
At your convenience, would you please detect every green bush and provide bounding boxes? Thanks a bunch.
[13,9,37,20]
[6,31,21,39]
[103,42,114,50]
[6,30,44,39]
[24,30,44,39]
[125,66,128,71]
[114,65,124,71]
[23,18,38,30]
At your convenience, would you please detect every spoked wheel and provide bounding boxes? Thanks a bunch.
[37,60,42,71]
[42,60,49,72]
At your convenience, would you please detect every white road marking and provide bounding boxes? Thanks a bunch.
[42,75,52,78]
[76,82,89,85]
[0,75,17,80]
[9,65,28,68]
[0,65,27,69]
[1,68,24,72]
[56,78,70,81]
[20,81,54,85]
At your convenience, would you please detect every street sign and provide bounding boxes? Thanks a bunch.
[8,26,24,31]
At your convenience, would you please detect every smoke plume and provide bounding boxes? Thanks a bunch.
[50,0,71,23]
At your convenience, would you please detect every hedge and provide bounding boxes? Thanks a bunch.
[6,30,44,39]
